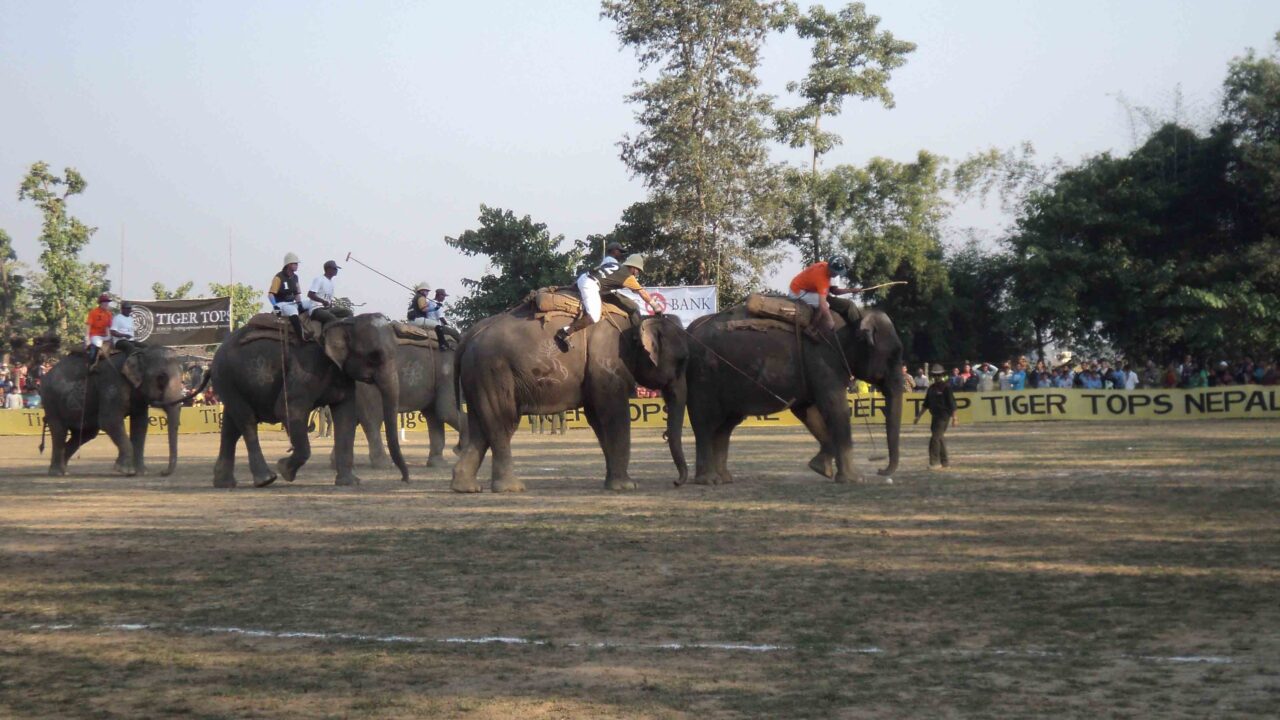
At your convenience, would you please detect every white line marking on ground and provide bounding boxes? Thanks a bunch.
[20,622,1234,664]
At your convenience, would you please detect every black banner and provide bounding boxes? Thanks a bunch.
[126,297,232,346]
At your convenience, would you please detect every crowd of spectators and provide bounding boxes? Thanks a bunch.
[907,354,1280,392]
[0,360,54,409]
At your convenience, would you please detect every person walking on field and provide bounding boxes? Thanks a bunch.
[788,256,860,331]
[919,363,957,470]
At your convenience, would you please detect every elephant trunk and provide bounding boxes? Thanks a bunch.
[379,371,409,482]
[162,403,180,477]
[663,375,688,486]
[878,372,903,476]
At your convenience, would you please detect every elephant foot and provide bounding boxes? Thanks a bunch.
[213,475,238,489]
[692,472,717,486]
[426,454,447,468]
[808,453,834,479]
[717,471,734,485]
[160,467,174,478]
[877,464,898,477]
[335,472,362,487]
[275,458,298,484]
[370,456,394,470]
[833,470,866,484]
[48,466,67,477]
[114,461,137,477]
[491,477,526,493]
[604,477,637,492]
[135,464,149,476]
[450,468,483,493]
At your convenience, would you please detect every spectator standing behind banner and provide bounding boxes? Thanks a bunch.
[1124,363,1139,390]
[974,362,997,392]
[912,366,928,391]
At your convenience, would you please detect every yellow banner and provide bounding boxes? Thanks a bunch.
[3,386,1276,436]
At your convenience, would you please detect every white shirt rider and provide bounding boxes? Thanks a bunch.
[109,312,135,341]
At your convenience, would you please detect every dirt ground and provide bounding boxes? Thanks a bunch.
[1,419,1278,718]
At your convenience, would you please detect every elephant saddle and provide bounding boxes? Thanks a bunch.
[389,321,455,350]
[240,313,324,345]
[741,293,859,339]
[525,287,631,326]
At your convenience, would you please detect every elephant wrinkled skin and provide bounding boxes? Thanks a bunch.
[451,306,688,492]
[685,303,904,485]
[209,313,409,488]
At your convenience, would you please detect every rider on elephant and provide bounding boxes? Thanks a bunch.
[406,282,459,349]
[556,253,658,351]
[85,293,113,370]
[788,256,861,331]
[268,252,307,340]
[306,259,354,325]
[109,300,139,355]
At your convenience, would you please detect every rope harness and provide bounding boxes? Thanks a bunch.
[277,323,292,444]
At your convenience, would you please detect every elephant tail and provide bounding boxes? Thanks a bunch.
[39,416,47,454]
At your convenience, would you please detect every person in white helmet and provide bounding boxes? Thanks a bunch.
[556,253,657,351]
[406,281,454,347]
[268,252,308,339]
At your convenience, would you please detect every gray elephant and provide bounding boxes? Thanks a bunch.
[210,313,408,488]
[684,299,904,485]
[451,303,688,492]
[39,345,207,476]
[339,342,467,469]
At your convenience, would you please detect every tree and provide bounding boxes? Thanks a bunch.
[152,281,194,300]
[16,162,109,346]
[603,0,793,301]
[775,2,915,263]
[445,206,585,328]
[208,282,263,331]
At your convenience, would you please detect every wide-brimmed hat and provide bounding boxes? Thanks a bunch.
[282,252,300,266]
[622,254,645,271]
[414,281,430,292]
[929,363,945,375]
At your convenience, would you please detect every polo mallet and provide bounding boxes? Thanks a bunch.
[344,252,416,293]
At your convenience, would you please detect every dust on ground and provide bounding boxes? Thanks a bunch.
[1,420,1278,718]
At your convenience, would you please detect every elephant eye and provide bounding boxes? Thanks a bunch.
[367,350,384,366]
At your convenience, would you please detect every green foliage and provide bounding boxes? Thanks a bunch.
[603,0,793,301]
[445,206,585,328]
[775,3,915,263]
[0,229,27,346]
[207,282,262,330]
[151,281,194,300]
[16,162,109,346]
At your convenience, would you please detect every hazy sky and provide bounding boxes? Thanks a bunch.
[1,1,1276,316]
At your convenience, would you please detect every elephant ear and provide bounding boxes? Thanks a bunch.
[122,352,145,388]
[640,318,663,367]
[322,323,351,369]
[858,314,878,348]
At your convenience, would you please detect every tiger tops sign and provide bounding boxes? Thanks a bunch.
[126,297,232,346]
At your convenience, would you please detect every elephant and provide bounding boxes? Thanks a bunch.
[209,313,409,488]
[335,342,467,469]
[450,305,689,492]
[684,301,904,485]
[39,344,208,476]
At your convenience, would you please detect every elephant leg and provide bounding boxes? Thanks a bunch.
[792,405,835,479]
[711,415,743,485]
[486,414,521,493]
[331,402,361,486]
[364,413,393,469]
[276,411,312,484]
[241,421,277,486]
[47,420,69,476]
[450,423,489,493]
[128,410,149,476]
[584,397,635,491]
[102,414,135,476]
[816,392,862,484]
[426,415,447,467]
[213,416,243,488]
[690,398,721,486]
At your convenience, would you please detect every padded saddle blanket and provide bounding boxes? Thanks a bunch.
[737,293,852,334]
[525,287,631,322]
[390,321,455,350]
[239,313,325,345]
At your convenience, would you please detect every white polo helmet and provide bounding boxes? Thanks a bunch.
[414,281,430,292]
[622,254,645,272]
[282,252,300,266]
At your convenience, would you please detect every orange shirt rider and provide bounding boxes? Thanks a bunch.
[85,294,114,349]
[788,259,855,330]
